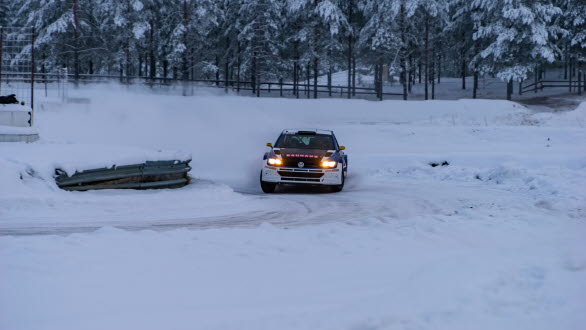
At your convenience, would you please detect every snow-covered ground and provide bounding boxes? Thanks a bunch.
[1,85,585,330]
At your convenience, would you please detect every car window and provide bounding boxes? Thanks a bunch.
[275,134,334,150]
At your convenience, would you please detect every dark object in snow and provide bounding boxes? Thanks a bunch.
[55,159,191,191]
[0,94,20,105]
[430,161,449,167]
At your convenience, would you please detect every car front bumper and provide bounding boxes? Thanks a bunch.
[261,165,343,185]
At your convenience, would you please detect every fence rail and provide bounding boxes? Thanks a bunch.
[521,71,584,96]
[2,71,403,100]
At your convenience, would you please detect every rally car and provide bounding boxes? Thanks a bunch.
[260,129,348,193]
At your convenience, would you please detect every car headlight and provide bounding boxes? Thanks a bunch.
[267,158,282,166]
[321,160,337,168]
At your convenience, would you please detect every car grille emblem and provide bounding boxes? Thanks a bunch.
[298,162,305,168]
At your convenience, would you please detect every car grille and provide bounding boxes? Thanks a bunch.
[277,170,324,178]
[282,157,321,168]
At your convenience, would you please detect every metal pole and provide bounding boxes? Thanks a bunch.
[31,27,35,127]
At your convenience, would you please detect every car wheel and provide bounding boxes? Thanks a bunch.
[331,171,345,192]
[260,172,277,193]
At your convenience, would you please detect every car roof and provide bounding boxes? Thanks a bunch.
[282,128,333,135]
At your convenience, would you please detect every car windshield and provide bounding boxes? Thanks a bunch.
[275,134,334,150]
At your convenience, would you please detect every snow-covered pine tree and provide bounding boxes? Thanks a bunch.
[0,0,14,27]
[412,0,449,99]
[288,0,348,98]
[556,0,585,83]
[239,0,283,95]
[471,0,565,100]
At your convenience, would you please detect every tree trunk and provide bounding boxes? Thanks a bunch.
[182,0,189,83]
[149,19,156,81]
[408,53,413,93]
[215,56,220,86]
[374,64,379,98]
[418,57,422,84]
[352,57,356,96]
[126,38,131,83]
[236,42,241,93]
[347,0,353,99]
[313,0,319,99]
[313,57,318,99]
[293,42,298,97]
[564,45,570,80]
[252,52,257,94]
[306,62,310,98]
[461,31,466,90]
[424,12,429,100]
[473,72,478,99]
[437,53,441,83]
[328,65,332,97]
[73,0,80,86]
[224,55,229,93]
[400,1,407,100]
[473,40,479,98]
[431,45,435,99]
[163,60,168,82]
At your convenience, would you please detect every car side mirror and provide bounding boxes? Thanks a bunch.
[339,146,346,150]
[266,142,273,147]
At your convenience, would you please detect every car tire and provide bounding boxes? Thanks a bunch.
[260,172,277,193]
[330,171,345,193]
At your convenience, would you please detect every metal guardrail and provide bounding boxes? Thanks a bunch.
[55,160,191,191]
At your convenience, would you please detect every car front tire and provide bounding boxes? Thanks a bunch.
[260,172,277,193]
[330,171,345,192]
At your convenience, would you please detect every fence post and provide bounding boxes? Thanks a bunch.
[279,78,283,97]
[579,71,582,96]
